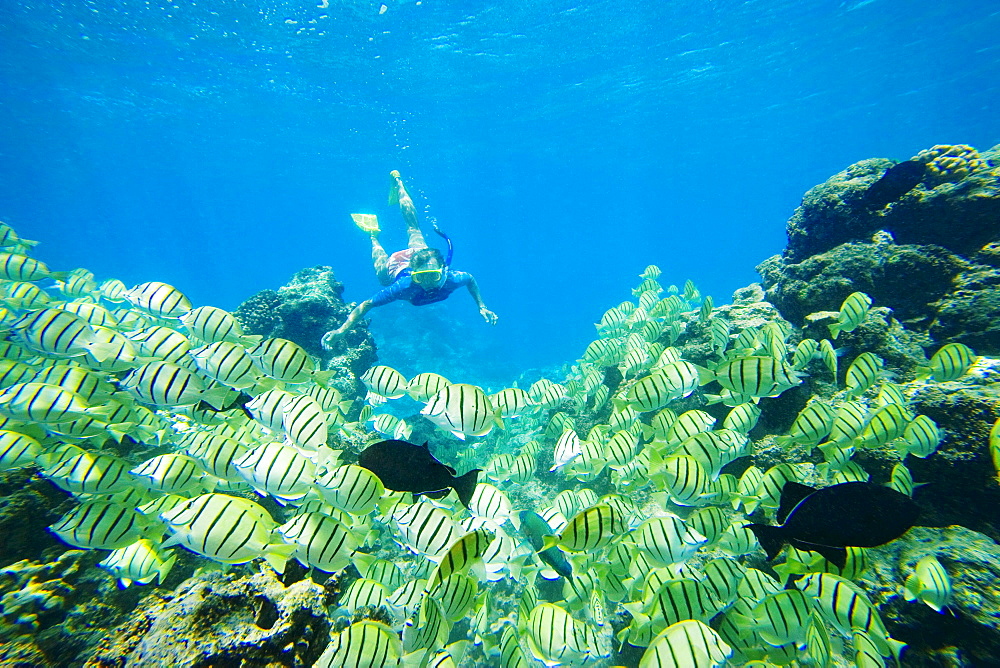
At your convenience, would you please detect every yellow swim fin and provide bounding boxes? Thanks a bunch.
[388,170,402,205]
[350,213,380,234]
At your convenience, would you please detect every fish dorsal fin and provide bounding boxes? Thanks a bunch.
[777,481,818,525]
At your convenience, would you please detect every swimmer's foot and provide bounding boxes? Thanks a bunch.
[350,213,380,235]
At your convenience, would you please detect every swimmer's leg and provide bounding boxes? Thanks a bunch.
[391,171,428,250]
[372,237,393,286]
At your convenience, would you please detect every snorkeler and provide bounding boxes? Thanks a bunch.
[321,171,498,350]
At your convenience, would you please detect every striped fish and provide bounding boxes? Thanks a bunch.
[507,453,535,483]
[604,429,639,469]
[361,365,408,399]
[0,224,38,251]
[426,528,494,591]
[805,612,833,668]
[781,402,836,446]
[127,325,192,363]
[42,451,134,495]
[633,578,721,636]
[0,430,41,470]
[675,430,748,479]
[854,629,887,668]
[11,308,95,358]
[281,394,328,451]
[0,252,61,281]
[749,589,815,646]
[121,361,209,407]
[315,621,401,668]
[130,454,204,494]
[249,337,322,383]
[98,538,176,588]
[700,557,747,607]
[100,278,128,302]
[792,338,819,370]
[875,382,908,407]
[123,281,192,318]
[525,603,592,666]
[50,500,147,550]
[394,500,458,557]
[244,388,292,432]
[686,507,729,547]
[406,372,451,402]
[795,572,902,659]
[711,356,802,398]
[926,342,977,381]
[86,325,142,372]
[626,362,699,413]
[859,403,912,447]
[757,463,800,508]
[717,523,760,557]
[490,387,536,418]
[315,464,384,516]
[846,352,884,397]
[234,442,316,503]
[899,414,940,459]
[829,291,872,340]
[0,382,96,425]
[184,432,250,481]
[160,493,291,569]
[180,305,251,344]
[639,620,731,668]
[277,511,358,573]
[57,269,99,299]
[663,409,717,446]
[722,402,761,434]
[421,383,502,440]
[191,341,262,389]
[429,572,478,622]
[550,428,582,472]
[60,300,116,328]
[652,453,713,506]
[467,482,513,530]
[819,338,839,377]
[634,514,706,567]
[340,577,388,615]
[2,281,52,309]
[826,400,868,445]
[32,365,115,405]
[0,361,38,390]
[543,504,625,553]
[903,554,951,613]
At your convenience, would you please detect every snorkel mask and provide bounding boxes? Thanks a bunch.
[411,268,444,287]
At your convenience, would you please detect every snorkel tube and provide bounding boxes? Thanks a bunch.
[430,219,454,268]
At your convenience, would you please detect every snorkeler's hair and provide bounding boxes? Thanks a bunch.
[411,248,445,270]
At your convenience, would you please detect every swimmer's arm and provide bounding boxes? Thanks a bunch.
[466,278,498,325]
[321,300,375,349]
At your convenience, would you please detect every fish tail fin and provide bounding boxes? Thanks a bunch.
[744,523,787,561]
[453,468,481,509]
[828,323,841,340]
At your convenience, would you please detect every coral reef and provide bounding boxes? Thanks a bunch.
[85,564,330,668]
[782,144,1000,263]
[233,266,377,402]
[864,526,1000,667]
[0,469,75,569]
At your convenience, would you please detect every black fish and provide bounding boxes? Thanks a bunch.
[859,160,926,210]
[746,481,919,568]
[358,439,480,509]
[196,391,255,421]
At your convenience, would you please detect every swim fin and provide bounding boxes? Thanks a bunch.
[350,213,380,234]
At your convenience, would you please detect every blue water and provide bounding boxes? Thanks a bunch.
[1,0,997,386]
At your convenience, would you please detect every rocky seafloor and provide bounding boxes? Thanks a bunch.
[1,143,999,667]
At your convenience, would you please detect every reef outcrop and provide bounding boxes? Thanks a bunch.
[759,143,1000,356]
[85,565,330,668]
[234,266,377,401]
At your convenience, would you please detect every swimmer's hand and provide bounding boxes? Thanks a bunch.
[480,307,498,325]
[321,329,345,350]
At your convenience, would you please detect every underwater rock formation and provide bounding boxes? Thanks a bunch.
[234,266,377,401]
[85,565,330,668]
[783,144,1000,263]
[864,525,1000,667]
[0,469,74,569]
[760,144,1000,356]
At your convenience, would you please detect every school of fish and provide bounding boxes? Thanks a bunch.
[0,220,982,667]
